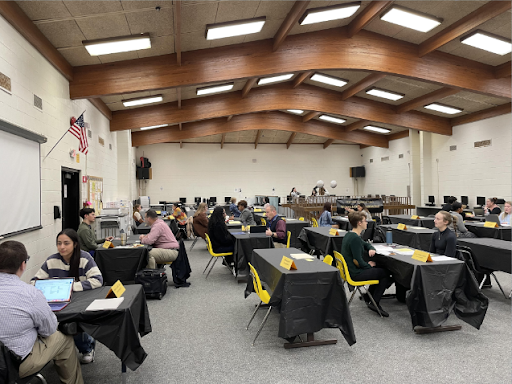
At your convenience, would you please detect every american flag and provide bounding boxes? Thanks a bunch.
[68,113,88,155]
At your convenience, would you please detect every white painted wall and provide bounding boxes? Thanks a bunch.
[0,15,117,280]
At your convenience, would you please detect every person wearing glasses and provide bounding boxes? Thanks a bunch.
[0,241,84,383]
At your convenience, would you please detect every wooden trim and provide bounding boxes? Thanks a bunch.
[254,130,262,149]
[451,103,512,126]
[273,1,311,51]
[303,111,321,122]
[387,130,409,141]
[293,71,313,88]
[180,141,183,149]
[179,122,182,131]
[88,98,112,120]
[286,132,296,149]
[69,27,511,99]
[221,133,225,149]
[494,61,511,79]
[0,2,73,81]
[241,78,258,98]
[345,120,369,132]
[347,1,393,37]
[323,139,334,149]
[418,1,512,57]
[177,87,181,109]
[340,73,386,100]
[131,112,389,148]
[174,0,182,66]
[395,87,459,114]
[359,144,369,149]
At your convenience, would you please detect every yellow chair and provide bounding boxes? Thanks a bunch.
[323,255,333,265]
[247,263,273,346]
[311,217,319,227]
[286,231,291,248]
[261,218,267,226]
[333,251,383,318]
[203,234,234,279]
[298,217,304,221]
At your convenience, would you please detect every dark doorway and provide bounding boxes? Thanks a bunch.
[61,168,80,231]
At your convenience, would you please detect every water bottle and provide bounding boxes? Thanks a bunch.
[386,229,393,245]
[120,229,127,246]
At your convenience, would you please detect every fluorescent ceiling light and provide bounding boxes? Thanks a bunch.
[310,73,348,88]
[206,17,266,40]
[123,95,163,107]
[380,6,442,32]
[196,83,234,96]
[140,124,168,131]
[257,74,294,85]
[364,126,391,134]
[287,109,304,115]
[366,87,404,101]
[84,34,151,56]
[299,2,361,25]
[461,30,512,56]
[424,103,463,115]
[319,115,346,124]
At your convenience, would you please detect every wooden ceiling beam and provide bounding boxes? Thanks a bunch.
[347,1,393,38]
[395,87,459,114]
[88,98,112,121]
[387,130,409,141]
[273,1,310,51]
[303,111,321,122]
[340,73,386,101]
[323,139,334,149]
[221,133,225,149]
[177,87,181,109]
[286,132,297,149]
[494,61,511,79]
[241,78,258,98]
[70,28,511,99]
[180,141,183,149]
[418,1,512,57]
[292,71,313,88]
[112,84,452,135]
[254,130,262,149]
[174,0,182,66]
[345,120,370,132]
[451,103,511,126]
[359,144,369,149]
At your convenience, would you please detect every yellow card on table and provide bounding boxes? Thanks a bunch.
[329,228,339,236]
[156,210,161,215]
[397,223,407,230]
[280,256,297,270]
[254,209,262,212]
[169,215,175,220]
[106,280,126,298]
[411,215,420,219]
[484,221,499,228]
[102,241,112,249]
[411,250,432,263]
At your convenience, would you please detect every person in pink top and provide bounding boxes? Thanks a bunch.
[139,209,179,269]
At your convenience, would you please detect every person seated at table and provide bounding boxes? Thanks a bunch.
[318,202,339,228]
[0,241,84,383]
[290,187,300,198]
[172,203,191,238]
[347,203,372,221]
[207,207,235,263]
[442,196,457,212]
[229,197,241,218]
[484,197,502,216]
[265,205,287,248]
[32,229,103,364]
[192,203,209,239]
[341,211,393,317]
[77,208,113,257]
[140,209,179,269]
[430,211,457,258]
[449,203,476,238]
[133,204,144,227]
[499,201,511,225]
[238,200,256,226]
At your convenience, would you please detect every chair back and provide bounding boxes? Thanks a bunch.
[299,217,304,221]
[323,255,333,265]
[248,263,271,304]
[261,218,267,226]
[205,233,213,254]
[334,251,353,283]
[286,231,291,248]
[382,216,392,225]
[311,217,319,227]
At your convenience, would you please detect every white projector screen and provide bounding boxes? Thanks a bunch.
[0,128,42,238]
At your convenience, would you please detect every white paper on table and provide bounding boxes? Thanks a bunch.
[86,297,124,311]
[431,256,455,262]
[337,229,346,234]
[373,245,394,252]
[396,250,415,256]
[290,253,315,260]
[378,251,392,256]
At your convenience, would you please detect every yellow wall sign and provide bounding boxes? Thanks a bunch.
[397,223,407,230]
[411,215,420,219]
[411,250,432,262]
[484,221,499,228]
[329,228,339,236]
[280,256,297,270]
[106,280,126,298]
[102,241,113,249]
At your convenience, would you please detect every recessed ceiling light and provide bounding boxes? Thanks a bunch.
[299,2,361,25]
[319,115,346,124]
[196,83,234,96]
[84,34,151,56]
[206,17,266,40]
[310,73,348,88]
[123,95,163,107]
[286,109,304,115]
[366,87,404,101]
[424,103,463,115]
[257,74,294,85]
[380,6,442,32]
[140,124,168,131]
[461,30,512,56]
[363,126,391,134]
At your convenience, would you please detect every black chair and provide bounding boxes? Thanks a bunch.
[0,341,47,384]
[372,216,382,225]
[381,215,392,225]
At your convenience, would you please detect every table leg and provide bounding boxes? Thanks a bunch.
[414,325,462,334]
[122,363,127,384]
[283,332,337,349]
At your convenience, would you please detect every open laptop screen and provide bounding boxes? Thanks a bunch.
[35,278,74,303]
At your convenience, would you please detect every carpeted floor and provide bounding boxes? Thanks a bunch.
[40,241,511,384]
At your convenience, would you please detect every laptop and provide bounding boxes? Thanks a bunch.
[485,214,500,224]
[35,278,74,312]
[250,225,267,234]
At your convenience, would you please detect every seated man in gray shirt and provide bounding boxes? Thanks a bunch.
[0,241,83,384]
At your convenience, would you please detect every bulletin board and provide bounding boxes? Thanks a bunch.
[87,176,103,215]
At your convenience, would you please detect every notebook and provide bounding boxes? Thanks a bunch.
[35,278,74,312]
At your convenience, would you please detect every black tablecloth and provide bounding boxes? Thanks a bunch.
[388,215,436,229]
[332,216,375,240]
[457,238,512,274]
[284,219,310,248]
[229,230,274,276]
[465,222,511,241]
[379,224,435,251]
[249,248,356,345]
[298,227,347,256]
[56,286,151,371]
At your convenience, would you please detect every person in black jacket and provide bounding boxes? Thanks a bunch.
[441,196,457,212]
[430,211,457,258]
[207,207,235,262]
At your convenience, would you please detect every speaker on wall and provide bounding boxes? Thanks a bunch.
[136,167,152,179]
[350,166,365,178]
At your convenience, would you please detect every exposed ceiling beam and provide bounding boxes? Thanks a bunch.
[174,0,182,66]
[88,98,112,120]
[293,71,313,88]
[395,87,459,114]
[179,122,182,130]
[303,111,321,122]
[286,132,297,149]
[494,61,511,79]
[69,28,511,99]
[340,73,386,101]
[111,84,452,135]
[347,1,393,38]
[0,1,73,81]
[359,144,369,149]
[254,130,262,149]
[273,1,310,51]
[177,87,181,109]
[451,103,511,126]
[418,1,512,57]
[131,112,389,148]
[345,120,370,132]
[323,139,334,149]
[241,78,258,98]
[221,133,225,149]
[387,130,409,141]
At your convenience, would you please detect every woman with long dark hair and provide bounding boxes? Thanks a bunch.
[318,202,339,228]
[32,228,103,364]
[207,207,235,259]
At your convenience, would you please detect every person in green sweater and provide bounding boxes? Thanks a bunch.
[77,208,113,257]
[341,211,393,317]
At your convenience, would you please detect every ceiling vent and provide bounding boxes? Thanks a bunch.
[450,145,457,151]
[33,95,42,110]
[381,156,389,161]
[398,154,404,158]
[370,159,373,163]
[474,140,491,148]
[87,130,92,139]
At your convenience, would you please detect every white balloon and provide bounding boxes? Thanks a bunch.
[330,180,337,189]
[316,180,324,188]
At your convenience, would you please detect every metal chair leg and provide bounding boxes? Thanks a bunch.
[252,306,272,346]
[491,272,507,298]
[202,256,214,274]
[348,287,357,305]
[189,236,198,251]
[35,374,47,384]
[205,257,219,279]
[247,301,262,330]
[364,286,383,318]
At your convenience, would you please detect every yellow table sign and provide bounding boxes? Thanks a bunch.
[280,256,297,270]
[411,215,420,219]
[106,280,126,298]
[397,223,407,230]
[254,209,262,212]
[102,241,113,249]
[411,250,432,263]
[156,210,161,215]
[484,221,499,228]
[329,228,339,236]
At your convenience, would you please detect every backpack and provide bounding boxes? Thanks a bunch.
[373,226,387,243]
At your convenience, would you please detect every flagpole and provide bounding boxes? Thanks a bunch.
[43,110,86,161]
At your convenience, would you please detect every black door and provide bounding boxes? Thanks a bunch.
[61,168,80,231]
